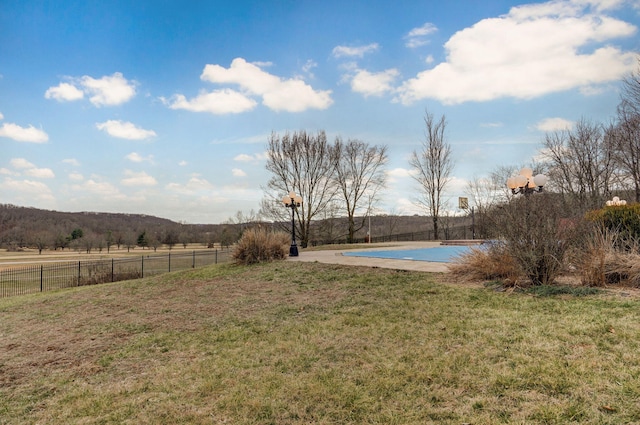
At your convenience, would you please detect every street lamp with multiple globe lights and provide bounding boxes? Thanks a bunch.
[506,167,548,196]
[282,191,302,257]
[606,196,627,206]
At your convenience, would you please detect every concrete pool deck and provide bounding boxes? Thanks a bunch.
[287,241,457,273]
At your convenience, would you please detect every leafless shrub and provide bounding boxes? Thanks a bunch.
[486,194,583,286]
[233,228,290,265]
[448,243,520,284]
[579,227,640,286]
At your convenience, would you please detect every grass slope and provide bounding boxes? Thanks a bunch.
[1,262,640,424]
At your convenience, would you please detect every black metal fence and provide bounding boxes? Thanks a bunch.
[369,224,473,243]
[0,249,232,298]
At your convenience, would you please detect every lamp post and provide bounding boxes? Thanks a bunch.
[506,167,548,196]
[606,196,626,206]
[282,191,302,257]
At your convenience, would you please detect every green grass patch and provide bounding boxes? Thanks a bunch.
[1,262,639,424]
[527,284,603,297]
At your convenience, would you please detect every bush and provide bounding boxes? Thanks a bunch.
[451,193,583,287]
[579,226,640,287]
[485,194,582,286]
[586,203,640,249]
[449,243,520,284]
[232,228,290,265]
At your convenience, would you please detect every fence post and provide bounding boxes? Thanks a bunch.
[141,256,144,278]
[111,258,114,282]
[78,261,81,286]
[192,251,195,268]
[168,253,171,272]
[215,249,218,264]
[41,265,43,292]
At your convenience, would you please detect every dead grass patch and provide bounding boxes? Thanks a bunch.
[448,244,520,284]
[2,262,640,423]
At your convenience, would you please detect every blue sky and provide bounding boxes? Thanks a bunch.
[1,0,639,223]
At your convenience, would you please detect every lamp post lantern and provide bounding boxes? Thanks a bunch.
[506,167,548,196]
[606,196,626,206]
[282,191,302,257]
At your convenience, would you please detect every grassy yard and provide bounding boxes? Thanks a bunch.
[1,262,640,424]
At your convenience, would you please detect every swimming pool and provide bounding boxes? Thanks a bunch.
[342,245,474,263]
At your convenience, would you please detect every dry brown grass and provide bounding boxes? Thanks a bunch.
[579,229,640,287]
[3,262,640,423]
[232,228,290,264]
[448,244,520,284]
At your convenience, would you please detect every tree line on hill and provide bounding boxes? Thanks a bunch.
[1,203,472,254]
[0,204,237,253]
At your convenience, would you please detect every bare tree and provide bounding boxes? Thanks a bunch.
[409,110,454,240]
[262,130,337,248]
[313,201,342,245]
[610,60,640,202]
[541,118,614,211]
[333,138,388,243]
[464,172,509,239]
[609,105,640,202]
[620,57,640,115]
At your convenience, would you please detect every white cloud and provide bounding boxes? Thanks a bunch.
[535,117,575,131]
[125,152,154,163]
[45,72,136,106]
[24,167,55,179]
[62,158,80,166]
[233,152,268,162]
[302,59,318,77]
[397,0,638,105]
[405,23,438,48]
[9,158,54,178]
[0,112,3,120]
[80,73,136,106]
[0,122,48,143]
[178,160,188,166]
[386,167,417,183]
[0,168,17,176]
[1,178,54,201]
[232,168,247,177]
[234,154,254,162]
[167,89,257,114]
[72,179,123,197]
[121,170,158,187]
[350,68,400,97]
[68,172,84,181]
[10,158,35,169]
[332,43,379,58]
[166,176,215,195]
[44,82,84,102]
[198,58,333,112]
[96,120,156,140]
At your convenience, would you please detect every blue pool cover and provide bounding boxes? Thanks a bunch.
[342,245,474,263]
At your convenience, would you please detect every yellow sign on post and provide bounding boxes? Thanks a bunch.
[458,197,469,210]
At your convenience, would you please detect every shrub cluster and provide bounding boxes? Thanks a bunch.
[232,228,290,265]
[586,204,640,248]
[578,226,640,286]
[492,194,578,286]
[452,196,640,288]
[449,243,520,284]
[451,194,583,287]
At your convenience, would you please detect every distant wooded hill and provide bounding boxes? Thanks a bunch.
[0,204,474,251]
[0,204,223,251]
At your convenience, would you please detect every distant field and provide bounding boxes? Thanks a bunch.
[0,244,222,269]
[2,261,640,424]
